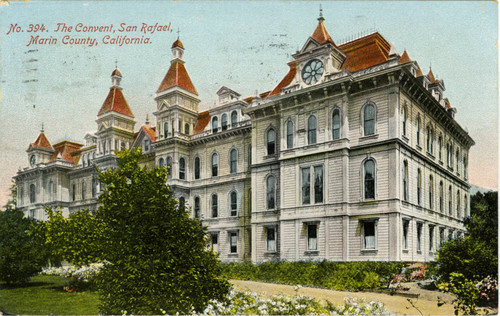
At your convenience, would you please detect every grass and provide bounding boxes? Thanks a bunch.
[0,275,100,315]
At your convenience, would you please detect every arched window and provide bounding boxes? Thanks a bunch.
[403,160,408,201]
[364,159,375,199]
[87,154,91,166]
[92,176,97,198]
[194,157,201,179]
[332,108,341,139]
[463,157,468,179]
[427,127,434,154]
[457,190,461,218]
[221,113,228,131]
[448,185,453,215]
[230,191,237,216]
[307,115,317,144]
[166,156,172,178]
[211,153,218,177]
[464,194,468,217]
[82,181,86,200]
[230,149,237,174]
[49,181,54,202]
[416,117,421,146]
[428,175,434,209]
[446,143,451,166]
[439,181,444,212]
[164,122,169,138]
[20,187,24,206]
[417,169,422,205]
[82,154,86,167]
[212,117,218,133]
[438,136,443,160]
[286,120,294,149]
[364,104,375,136]
[158,157,165,168]
[184,123,190,135]
[231,111,238,126]
[401,106,407,137]
[267,129,276,155]
[194,196,200,218]
[456,149,460,173]
[211,194,218,218]
[267,175,276,209]
[179,157,186,180]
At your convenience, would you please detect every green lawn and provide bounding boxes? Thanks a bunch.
[0,275,100,315]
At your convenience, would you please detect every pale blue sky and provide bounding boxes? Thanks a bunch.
[0,1,497,205]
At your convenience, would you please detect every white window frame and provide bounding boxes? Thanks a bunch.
[361,219,377,251]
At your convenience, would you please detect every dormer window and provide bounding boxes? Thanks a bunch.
[144,139,150,152]
[231,111,238,127]
[222,114,228,131]
[212,117,218,133]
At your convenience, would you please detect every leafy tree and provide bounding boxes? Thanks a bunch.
[0,209,49,285]
[3,179,17,212]
[42,148,230,314]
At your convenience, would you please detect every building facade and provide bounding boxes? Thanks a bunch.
[15,14,474,263]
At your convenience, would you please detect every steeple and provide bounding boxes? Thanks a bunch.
[111,62,122,89]
[311,6,336,46]
[98,67,134,117]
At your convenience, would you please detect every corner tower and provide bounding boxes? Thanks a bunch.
[95,68,136,157]
[154,37,200,140]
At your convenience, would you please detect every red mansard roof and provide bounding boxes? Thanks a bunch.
[49,141,83,165]
[399,50,411,64]
[339,32,391,73]
[156,60,198,95]
[311,19,336,46]
[266,61,297,98]
[193,111,210,134]
[98,88,135,117]
[142,125,156,142]
[31,132,53,150]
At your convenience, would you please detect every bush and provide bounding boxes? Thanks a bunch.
[221,261,404,291]
[0,209,49,285]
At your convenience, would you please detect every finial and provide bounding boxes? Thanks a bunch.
[318,4,324,22]
[145,114,149,124]
[177,28,180,40]
[115,59,118,69]
[41,122,44,133]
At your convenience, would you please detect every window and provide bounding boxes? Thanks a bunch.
[464,157,468,179]
[448,185,453,215]
[30,183,36,203]
[307,223,318,251]
[212,117,218,133]
[164,122,169,138]
[267,227,276,252]
[417,169,422,206]
[403,160,408,201]
[332,108,341,139]
[266,175,276,209]
[456,150,460,173]
[429,175,434,209]
[211,153,218,177]
[417,222,423,252]
[439,227,445,246]
[221,114,228,131]
[301,168,310,204]
[179,197,185,209]
[446,144,451,167]
[144,139,150,152]
[88,153,91,165]
[211,194,218,217]
[402,220,409,250]
[427,127,434,154]
[457,190,461,219]
[49,180,54,202]
[194,196,200,218]
[267,129,276,155]
[81,181,86,200]
[179,157,186,180]
[229,231,238,253]
[230,149,237,173]
[194,157,201,179]
[401,106,407,137]
[158,157,165,168]
[184,123,190,135]
[307,115,317,144]
[82,154,86,167]
[230,191,237,216]
[92,176,97,198]
[210,233,218,252]
[314,166,323,203]
[178,121,181,133]
[429,225,435,252]
[364,159,375,199]
[20,187,24,206]
[166,156,172,177]
[438,136,442,160]
[363,104,375,135]
[231,111,238,127]
[363,221,376,249]
[286,120,293,149]
[416,117,421,146]
[72,184,76,201]
[439,181,444,212]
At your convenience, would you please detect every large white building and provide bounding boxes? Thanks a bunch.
[15,13,474,263]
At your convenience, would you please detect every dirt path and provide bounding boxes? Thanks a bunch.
[230,279,456,315]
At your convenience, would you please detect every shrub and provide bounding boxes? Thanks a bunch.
[0,209,49,285]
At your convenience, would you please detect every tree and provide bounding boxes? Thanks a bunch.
[3,179,17,212]
[43,148,230,314]
[0,209,49,285]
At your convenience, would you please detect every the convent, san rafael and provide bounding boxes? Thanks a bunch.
[15,13,474,263]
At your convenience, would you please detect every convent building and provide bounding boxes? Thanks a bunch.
[15,13,474,263]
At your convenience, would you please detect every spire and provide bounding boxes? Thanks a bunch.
[311,8,336,46]
[399,50,411,63]
[41,122,44,133]
[157,39,198,95]
[98,67,134,117]
[31,130,53,150]
[427,67,436,82]
[318,4,324,22]
[145,113,150,126]
[111,63,122,88]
